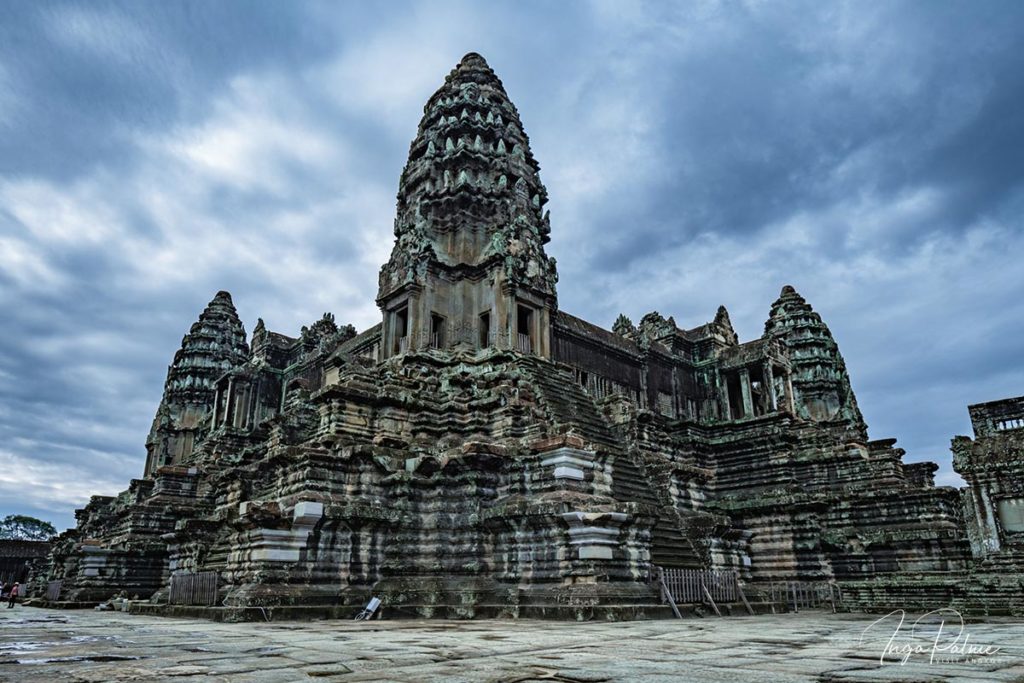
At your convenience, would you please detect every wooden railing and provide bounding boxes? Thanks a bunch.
[429,332,444,349]
[169,571,219,606]
[397,336,409,353]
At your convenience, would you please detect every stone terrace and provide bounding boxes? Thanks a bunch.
[1,609,1022,682]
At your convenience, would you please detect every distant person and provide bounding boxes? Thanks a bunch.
[7,582,18,608]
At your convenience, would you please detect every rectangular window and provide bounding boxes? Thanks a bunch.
[726,372,745,419]
[657,392,673,416]
[180,431,194,459]
[479,312,491,348]
[395,307,409,353]
[750,380,764,416]
[517,305,533,353]
[998,498,1024,533]
[430,313,445,349]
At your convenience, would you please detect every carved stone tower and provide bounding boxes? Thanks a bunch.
[377,52,557,359]
[763,285,867,440]
[144,291,249,476]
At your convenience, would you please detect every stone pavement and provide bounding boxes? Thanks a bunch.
[0,608,1022,682]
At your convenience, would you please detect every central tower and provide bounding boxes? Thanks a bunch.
[377,53,557,359]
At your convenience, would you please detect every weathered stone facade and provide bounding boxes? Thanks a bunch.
[0,540,51,587]
[952,396,1024,614]
[38,54,1018,618]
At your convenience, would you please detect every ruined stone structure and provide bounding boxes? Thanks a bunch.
[952,396,1024,613]
[39,54,1016,618]
[0,540,51,587]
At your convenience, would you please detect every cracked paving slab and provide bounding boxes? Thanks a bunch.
[0,609,1022,682]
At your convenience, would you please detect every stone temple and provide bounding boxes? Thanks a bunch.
[38,54,1022,619]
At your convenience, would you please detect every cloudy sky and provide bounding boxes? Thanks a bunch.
[1,1,1022,531]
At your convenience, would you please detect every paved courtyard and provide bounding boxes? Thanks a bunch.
[0,607,1021,682]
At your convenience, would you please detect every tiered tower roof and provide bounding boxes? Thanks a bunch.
[379,53,556,302]
[764,285,866,437]
[144,291,249,474]
[165,291,249,398]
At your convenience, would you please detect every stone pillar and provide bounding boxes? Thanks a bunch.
[671,367,682,417]
[739,368,754,418]
[243,383,253,429]
[225,377,235,427]
[249,378,261,426]
[782,370,796,414]
[213,386,222,425]
[718,372,730,420]
[764,362,777,411]
[497,282,513,351]
[975,486,1002,555]
[537,305,551,359]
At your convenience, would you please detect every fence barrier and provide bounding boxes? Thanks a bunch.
[45,580,62,602]
[765,580,840,612]
[169,571,218,606]
[653,567,840,615]
[658,568,740,604]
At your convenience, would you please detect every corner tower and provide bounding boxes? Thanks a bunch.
[377,52,557,358]
[763,285,866,440]
[144,291,249,476]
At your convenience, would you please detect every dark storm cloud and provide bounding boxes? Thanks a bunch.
[574,2,1024,272]
[0,0,345,179]
[0,0,1022,528]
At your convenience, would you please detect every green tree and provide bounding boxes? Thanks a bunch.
[0,515,57,541]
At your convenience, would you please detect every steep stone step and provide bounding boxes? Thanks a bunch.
[518,358,657,505]
[519,357,703,568]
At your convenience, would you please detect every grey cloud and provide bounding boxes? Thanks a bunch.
[568,3,1024,273]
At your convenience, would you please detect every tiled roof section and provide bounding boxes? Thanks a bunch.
[336,323,382,356]
[0,540,52,558]
[717,338,773,367]
[554,311,641,356]
[267,331,297,347]
[680,323,714,341]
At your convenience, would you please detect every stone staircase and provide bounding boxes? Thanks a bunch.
[649,511,707,569]
[520,358,654,502]
[957,555,1024,616]
[520,357,705,569]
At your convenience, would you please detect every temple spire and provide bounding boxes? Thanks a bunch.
[763,285,866,438]
[376,53,557,358]
[144,291,249,476]
[384,51,553,274]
